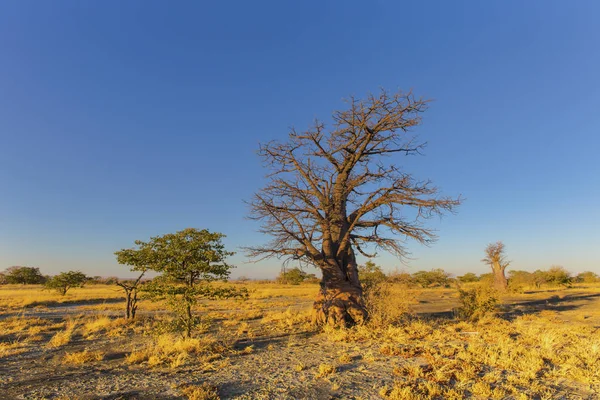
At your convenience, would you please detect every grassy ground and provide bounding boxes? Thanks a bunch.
[0,282,599,399]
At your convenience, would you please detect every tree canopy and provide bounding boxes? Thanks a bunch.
[45,271,89,295]
[4,266,45,284]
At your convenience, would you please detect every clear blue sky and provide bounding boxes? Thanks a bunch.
[1,1,599,279]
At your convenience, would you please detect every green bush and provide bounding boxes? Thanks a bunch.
[576,271,599,283]
[457,272,479,283]
[412,269,451,288]
[358,261,387,292]
[276,267,316,285]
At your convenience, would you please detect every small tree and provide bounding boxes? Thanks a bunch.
[115,228,245,337]
[4,266,45,284]
[412,269,451,288]
[482,242,509,291]
[532,270,548,289]
[45,271,88,295]
[544,266,572,287]
[576,271,599,283]
[358,261,387,293]
[387,269,414,286]
[277,267,309,285]
[508,270,534,291]
[457,272,479,283]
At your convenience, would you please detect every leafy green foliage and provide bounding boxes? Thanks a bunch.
[457,272,479,283]
[115,228,246,337]
[358,261,387,292]
[276,267,317,285]
[45,271,89,295]
[4,266,45,284]
[544,266,572,287]
[576,271,599,283]
[508,267,572,290]
[412,269,451,288]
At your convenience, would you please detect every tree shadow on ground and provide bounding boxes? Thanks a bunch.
[25,297,125,308]
[232,329,318,351]
[500,292,600,320]
[414,292,600,322]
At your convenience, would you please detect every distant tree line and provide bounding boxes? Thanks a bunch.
[1,264,598,290]
[274,262,599,291]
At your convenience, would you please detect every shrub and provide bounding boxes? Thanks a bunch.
[62,350,104,365]
[387,270,414,286]
[457,286,498,320]
[277,267,308,285]
[576,271,599,283]
[276,267,317,285]
[315,363,336,378]
[180,383,220,400]
[457,273,479,283]
[412,269,451,288]
[364,282,411,328]
[508,270,534,292]
[544,266,572,287]
[358,261,387,292]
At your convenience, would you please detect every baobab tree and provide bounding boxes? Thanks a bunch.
[248,89,461,326]
[482,241,509,291]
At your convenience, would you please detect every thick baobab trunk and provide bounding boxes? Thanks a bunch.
[492,262,508,291]
[311,259,367,327]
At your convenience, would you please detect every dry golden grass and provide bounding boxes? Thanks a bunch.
[0,284,124,309]
[47,319,79,348]
[126,333,227,368]
[62,349,104,365]
[82,316,129,338]
[2,281,600,399]
[260,307,311,332]
[180,383,220,400]
[0,341,28,357]
[315,363,336,378]
[326,312,600,398]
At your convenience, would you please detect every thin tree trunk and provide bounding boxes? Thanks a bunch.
[131,290,138,319]
[186,303,192,338]
[125,291,132,319]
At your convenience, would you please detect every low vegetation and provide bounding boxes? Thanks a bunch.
[1,250,598,399]
[1,275,598,399]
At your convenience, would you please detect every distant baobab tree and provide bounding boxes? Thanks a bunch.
[248,89,461,326]
[482,241,510,291]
